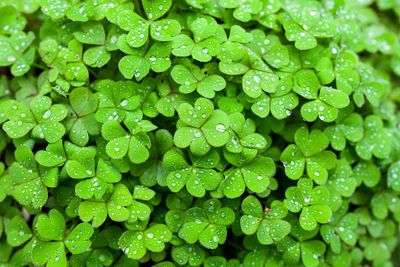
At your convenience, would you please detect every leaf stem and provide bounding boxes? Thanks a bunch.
[226,240,244,251]
[134,0,146,18]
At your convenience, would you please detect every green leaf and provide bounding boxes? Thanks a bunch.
[388,161,400,192]
[125,13,149,47]
[119,55,151,80]
[319,87,350,109]
[257,219,291,245]
[83,46,111,68]
[301,240,326,267]
[32,241,67,267]
[133,185,156,200]
[40,0,70,19]
[142,0,172,20]
[64,223,94,254]
[74,22,106,45]
[36,209,65,241]
[78,201,108,228]
[144,224,172,252]
[150,19,181,42]
[5,216,32,247]
[293,70,320,99]
[243,70,279,98]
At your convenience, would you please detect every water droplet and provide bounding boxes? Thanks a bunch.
[215,124,226,133]
[42,110,52,119]
[146,233,154,238]
[120,99,128,107]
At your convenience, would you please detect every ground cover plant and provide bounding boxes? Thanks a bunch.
[0,0,400,266]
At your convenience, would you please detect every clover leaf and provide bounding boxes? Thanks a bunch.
[4,216,32,247]
[355,115,392,160]
[107,183,133,222]
[67,87,100,146]
[73,21,112,68]
[71,158,122,200]
[353,63,385,107]
[171,243,205,266]
[277,219,326,267]
[64,223,95,254]
[74,21,105,45]
[171,64,226,98]
[242,245,284,266]
[2,95,68,143]
[251,73,299,119]
[278,236,326,267]
[320,203,358,253]
[240,196,291,245]
[119,224,172,260]
[371,191,400,220]
[280,1,335,50]
[219,0,263,22]
[324,111,364,151]
[220,156,275,198]
[78,201,108,228]
[284,178,332,231]
[114,8,180,48]
[300,86,350,122]
[225,112,268,155]
[172,15,226,62]
[242,69,279,99]
[326,159,357,199]
[32,209,94,266]
[335,49,360,94]
[8,146,58,208]
[94,80,142,123]
[281,127,336,184]
[388,161,400,192]
[119,42,172,81]
[163,149,222,198]
[0,32,35,76]
[1,100,36,139]
[101,111,156,164]
[353,160,381,188]
[178,200,235,249]
[174,98,230,156]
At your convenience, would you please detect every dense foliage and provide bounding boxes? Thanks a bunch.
[0,0,400,266]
